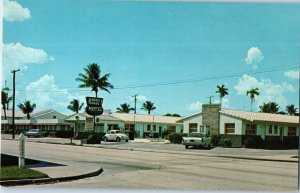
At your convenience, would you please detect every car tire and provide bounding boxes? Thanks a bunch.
[125,139,128,142]
[116,137,121,142]
[104,137,108,142]
[185,145,189,149]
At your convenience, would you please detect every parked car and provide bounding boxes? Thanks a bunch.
[182,132,212,149]
[102,130,129,142]
[24,129,45,138]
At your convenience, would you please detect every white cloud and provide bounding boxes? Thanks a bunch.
[3,43,54,81]
[3,0,31,21]
[284,69,299,79]
[244,47,264,69]
[234,75,295,110]
[25,75,82,114]
[186,101,203,112]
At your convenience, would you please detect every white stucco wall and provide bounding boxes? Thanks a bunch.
[219,114,243,135]
[182,114,202,133]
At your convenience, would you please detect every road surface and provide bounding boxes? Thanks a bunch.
[1,139,298,191]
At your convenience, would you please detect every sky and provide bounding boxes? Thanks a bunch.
[2,0,300,116]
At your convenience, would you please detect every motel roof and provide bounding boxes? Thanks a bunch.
[220,109,299,124]
[1,109,26,118]
[112,113,182,125]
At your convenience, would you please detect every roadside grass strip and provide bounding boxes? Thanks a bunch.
[1,166,49,181]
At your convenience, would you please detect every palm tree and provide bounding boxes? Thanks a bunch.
[141,101,156,115]
[246,87,259,112]
[76,63,114,98]
[18,100,36,120]
[286,104,298,116]
[259,102,279,114]
[116,103,134,113]
[68,99,84,113]
[1,90,8,120]
[216,84,229,107]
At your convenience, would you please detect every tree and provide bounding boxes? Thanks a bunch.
[164,113,181,117]
[246,87,259,112]
[18,100,36,120]
[68,99,84,114]
[259,102,280,114]
[1,90,8,120]
[141,101,156,115]
[116,103,134,113]
[76,63,113,98]
[286,104,298,116]
[216,84,229,107]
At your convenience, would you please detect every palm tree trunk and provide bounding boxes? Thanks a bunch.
[27,113,30,120]
[3,108,7,120]
[220,97,222,108]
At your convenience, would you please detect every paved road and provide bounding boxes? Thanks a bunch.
[1,139,298,191]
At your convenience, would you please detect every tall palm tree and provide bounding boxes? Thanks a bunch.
[1,90,8,120]
[68,99,84,114]
[141,101,156,115]
[116,103,134,113]
[216,84,229,107]
[259,101,279,114]
[18,100,36,120]
[286,104,298,116]
[246,87,259,112]
[76,63,114,98]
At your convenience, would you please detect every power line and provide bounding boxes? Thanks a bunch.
[10,63,299,93]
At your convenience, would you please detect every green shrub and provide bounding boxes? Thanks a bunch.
[211,135,221,146]
[167,133,188,144]
[220,138,232,147]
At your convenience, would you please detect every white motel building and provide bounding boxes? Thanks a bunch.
[1,104,299,148]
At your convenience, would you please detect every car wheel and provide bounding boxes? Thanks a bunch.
[116,137,121,142]
[185,145,189,149]
[125,139,128,142]
[104,137,108,142]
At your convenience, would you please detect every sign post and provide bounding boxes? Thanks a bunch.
[19,133,25,168]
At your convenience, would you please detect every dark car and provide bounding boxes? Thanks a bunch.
[24,129,45,138]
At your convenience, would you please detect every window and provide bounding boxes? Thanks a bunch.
[288,127,297,136]
[189,123,198,133]
[167,126,176,133]
[225,123,235,134]
[246,124,257,135]
[153,125,156,132]
[274,126,278,134]
[268,125,272,134]
[53,116,57,119]
[147,125,151,131]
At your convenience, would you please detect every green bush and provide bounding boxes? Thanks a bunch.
[220,138,232,147]
[167,133,188,144]
[211,135,221,146]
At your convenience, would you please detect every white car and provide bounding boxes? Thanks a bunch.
[182,132,212,149]
[102,130,129,142]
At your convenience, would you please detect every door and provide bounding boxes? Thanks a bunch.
[280,127,284,142]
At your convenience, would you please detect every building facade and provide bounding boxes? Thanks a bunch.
[178,104,299,148]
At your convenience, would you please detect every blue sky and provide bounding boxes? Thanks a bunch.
[2,0,300,116]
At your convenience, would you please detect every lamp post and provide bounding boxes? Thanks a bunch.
[11,69,20,139]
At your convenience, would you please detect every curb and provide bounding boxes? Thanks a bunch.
[0,167,103,187]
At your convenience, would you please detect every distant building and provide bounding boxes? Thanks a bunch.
[1,109,72,135]
[177,104,299,147]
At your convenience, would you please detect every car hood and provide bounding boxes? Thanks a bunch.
[183,137,203,140]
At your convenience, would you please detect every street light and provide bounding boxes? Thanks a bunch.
[11,69,20,139]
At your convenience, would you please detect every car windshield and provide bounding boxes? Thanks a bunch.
[188,133,204,138]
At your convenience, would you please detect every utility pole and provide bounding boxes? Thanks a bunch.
[207,96,214,104]
[12,69,20,139]
[132,94,138,114]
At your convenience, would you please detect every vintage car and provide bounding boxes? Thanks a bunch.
[24,129,45,138]
[102,130,129,142]
[182,132,212,149]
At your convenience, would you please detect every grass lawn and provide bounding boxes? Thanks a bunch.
[1,166,49,181]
